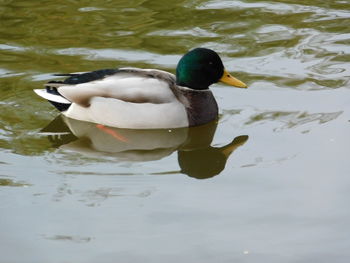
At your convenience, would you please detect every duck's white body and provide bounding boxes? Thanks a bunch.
[34,68,218,129]
[65,96,188,129]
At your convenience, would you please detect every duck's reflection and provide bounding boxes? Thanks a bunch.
[178,135,248,179]
[42,116,248,179]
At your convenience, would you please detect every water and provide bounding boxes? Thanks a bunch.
[1,0,350,262]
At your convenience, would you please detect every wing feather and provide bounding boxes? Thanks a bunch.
[56,68,178,107]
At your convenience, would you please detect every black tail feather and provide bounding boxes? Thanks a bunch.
[45,86,71,112]
[48,100,71,112]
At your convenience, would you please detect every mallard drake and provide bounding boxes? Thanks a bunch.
[34,48,247,129]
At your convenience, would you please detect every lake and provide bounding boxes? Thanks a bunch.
[1,0,350,262]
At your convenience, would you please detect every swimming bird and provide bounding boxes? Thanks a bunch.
[34,48,247,129]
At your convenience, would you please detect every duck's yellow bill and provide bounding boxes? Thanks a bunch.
[220,69,247,88]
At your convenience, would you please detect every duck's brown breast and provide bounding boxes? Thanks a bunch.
[178,89,218,126]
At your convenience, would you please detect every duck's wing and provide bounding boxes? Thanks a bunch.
[35,68,179,107]
[61,68,178,107]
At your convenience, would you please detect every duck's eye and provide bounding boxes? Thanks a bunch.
[208,61,213,65]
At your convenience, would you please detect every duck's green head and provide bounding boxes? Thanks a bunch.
[176,48,247,90]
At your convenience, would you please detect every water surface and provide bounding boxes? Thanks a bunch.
[1,0,350,262]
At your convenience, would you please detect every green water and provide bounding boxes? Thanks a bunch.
[1,0,350,262]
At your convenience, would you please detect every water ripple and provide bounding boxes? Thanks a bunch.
[55,48,179,66]
[198,0,350,21]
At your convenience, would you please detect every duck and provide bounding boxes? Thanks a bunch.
[34,48,247,129]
